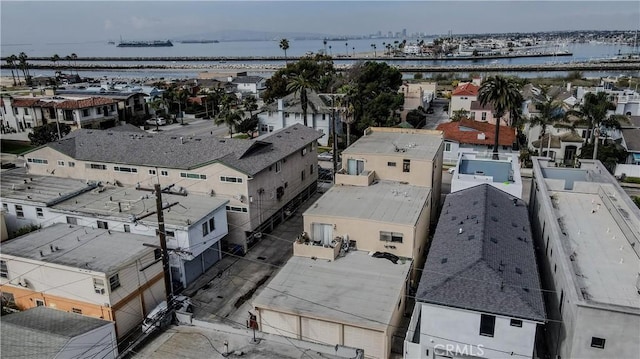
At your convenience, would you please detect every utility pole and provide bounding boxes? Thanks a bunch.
[154,183,172,302]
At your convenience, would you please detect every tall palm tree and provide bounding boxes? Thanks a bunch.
[279,38,290,62]
[530,97,565,156]
[371,44,377,57]
[18,52,31,85]
[8,54,21,85]
[323,39,327,54]
[242,95,258,118]
[345,42,349,57]
[287,70,319,127]
[51,54,60,75]
[65,55,72,73]
[176,88,189,125]
[478,75,523,159]
[71,53,78,75]
[5,57,17,86]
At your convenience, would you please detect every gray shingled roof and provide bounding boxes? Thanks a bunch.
[44,124,323,175]
[1,307,113,359]
[416,184,546,322]
[262,90,331,114]
[622,128,640,152]
[232,76,264,84]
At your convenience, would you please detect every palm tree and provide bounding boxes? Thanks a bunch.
[478,75,523,159]
[176,89,189,125]
[5,57,17,86]
[279,38,290,62]
[345,42,349,57]
[18,52,31,85]
[65,55,72,73]
[287,70,319,127]
[530,97,565,156]
[323,39,327,54]
[51,54,60,79]
[216,107,244,138]
[71,53,78,75]
[242,95,258,118]
[371,44,377,57]
[8,54,21,85]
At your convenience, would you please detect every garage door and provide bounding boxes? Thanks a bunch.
[260,310,298,339]
[344,325,384,359]
[202,246,220,272]
[114,298,143,339]
[301,317,340,346]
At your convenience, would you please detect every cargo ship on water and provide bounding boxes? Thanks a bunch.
[117,40,173,47]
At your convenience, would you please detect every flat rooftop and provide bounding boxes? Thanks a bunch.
[550,187,640,308]
[303,181,430,226]
[459,159,512,183]
[52,185,228,228]
[341,127,442,161]
[1,223,154,274]
[253,250,411,331]
[1,169,95,206]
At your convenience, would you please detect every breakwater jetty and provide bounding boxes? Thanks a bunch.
[19,59,640,73]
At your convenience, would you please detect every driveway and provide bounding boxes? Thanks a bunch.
[423,97,450,130]
[184,191,323,329]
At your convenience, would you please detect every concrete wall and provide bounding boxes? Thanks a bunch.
[419,304,539,358]
[449,95,477,117]
[340,153,435,188]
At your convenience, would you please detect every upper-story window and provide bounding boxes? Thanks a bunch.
[445,143,452,152]
[27,158,48,165]
[0,260,8,278]
[180,172,207,180]
[15,205,24,218]
[82,109,90,117]
[403,159,411,173]
[275,161,282,173]
[87,163,107,170]
[24,108,30,115]
[479,314,495,337]
[220,176,243,183]
[114,166,138,173]
[161,170,169,176]
[57,160,65,166]
[109,274,120,291]
[481,112,487,121]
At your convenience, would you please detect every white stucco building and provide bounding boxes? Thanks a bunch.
[450,151,523,199]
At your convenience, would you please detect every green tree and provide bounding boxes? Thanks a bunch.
[279,38,290,62]
[5,56,17,86]
[242,95,258,118]
[530,97,566,156]
[28,122,71,146]
[263,54,335,103]
[478,75,523,159]
[451,109,469,122]
[406,108,426,128]
[216,107,244,138]
[236,114,259,138]
[8,54,21,85]
[287,70,320,127]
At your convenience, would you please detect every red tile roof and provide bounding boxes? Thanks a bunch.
[55,97,118,109]
[436,119,516,146]
[452,83,479,97]
[11,98,41,107]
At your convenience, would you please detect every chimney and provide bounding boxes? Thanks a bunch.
[180,137,184,144]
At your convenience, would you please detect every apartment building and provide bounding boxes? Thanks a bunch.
[405,184,545,359]
[529,158,640,359]
[450,151,523,199]
[21,124,323,251]
[0,224,165,339]
[449,82,478,117]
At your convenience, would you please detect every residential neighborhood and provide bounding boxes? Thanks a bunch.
[2,2,640,358]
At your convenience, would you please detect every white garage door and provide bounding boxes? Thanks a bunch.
[344,325,384,359]
[114,297,143,339]
[260,310,298,339]
[301,317,340,346]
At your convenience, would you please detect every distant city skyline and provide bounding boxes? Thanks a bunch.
[1,1,639,45]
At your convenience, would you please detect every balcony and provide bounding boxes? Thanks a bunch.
[293,233,343,260]
[335,169,375,187]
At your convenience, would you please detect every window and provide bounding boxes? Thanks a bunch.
[154,249,162,260]
[97,107,102,114]
[301,147,308,156]
[87,163,107,170]
[481,112,487,121]
[275,160,282,173]
[310,164,314,174]
[444,143,452,152]
[114,166,138,173]
[0,260,8,278]
[15,205,24,218]
[97,221,108,229]
[480,314,496,337]
[149,169,156,175]
[301,170,305,181]
[35,299,45,307]
[57,160,65,166]
[380,231,403,243]
[268,125,274,132]
[590,337,606,349]
[180,172,206,180]
[220,176,243,183]
[36,207,44,218]
[82,109,90,117]
[72,308,82,314]
[24,108,30,115]
[387,161,396,167]
[226,205,248,213]
[123,224,130,233]
[13,107,18,115]
[161,170,169,177]
[110,105,115,111]
[68,161,75,168]
[559,290,564,314]
[27,158,48,164]
[260,124,268,132]
[166,230,175,238]
[510,319,523,327]
[403,159,411,173]
[2,203,7,212]
[66,216,78,225]
[284,112,290,118]
[109,274,120,290]
[209,218,215,231]
[202,222,209,236]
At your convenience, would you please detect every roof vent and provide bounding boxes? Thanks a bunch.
[441,258,448,264]
[512,222,518,227]
[458,228,463,234]
[491,216,498,222]
[468,235,475,240]
[515,267,523,274]
[490,237,498,244]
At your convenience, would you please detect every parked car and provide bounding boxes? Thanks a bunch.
[318,151,333,162]
[146,117,167,126]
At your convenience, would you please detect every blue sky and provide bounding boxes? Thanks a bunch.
[1,1,639,44]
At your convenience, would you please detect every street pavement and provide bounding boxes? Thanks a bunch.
[423,97,450,130]
[148,118,230,137]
